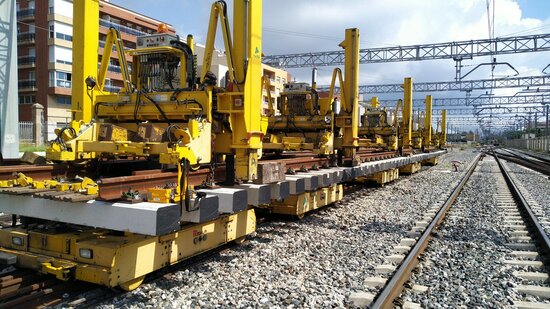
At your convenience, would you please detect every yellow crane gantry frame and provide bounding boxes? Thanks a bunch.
[203,0,266,181]
[68,0,266,182]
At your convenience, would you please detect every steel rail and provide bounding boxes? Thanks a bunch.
[0,164,68,181]
[512,148,550,165]
[494,153,550,262]
[371,153,482,309]
[494,149,550,176]
[96,151,398,200]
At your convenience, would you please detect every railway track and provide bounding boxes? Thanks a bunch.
[357,151,550,308]
[493,147,550,177]
[0,267,96,309]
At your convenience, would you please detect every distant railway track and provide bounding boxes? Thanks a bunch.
[367,150,550,308]
[493,147,550,177]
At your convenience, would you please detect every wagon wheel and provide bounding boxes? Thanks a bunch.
[119,275,145,291]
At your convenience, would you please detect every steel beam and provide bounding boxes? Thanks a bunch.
[0,0,19,159]
[347,75,550,94]
[264,33,550,68]
[376,93,550,107]
[431,106,545,115]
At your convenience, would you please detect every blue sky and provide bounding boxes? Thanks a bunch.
[515,0,550,20]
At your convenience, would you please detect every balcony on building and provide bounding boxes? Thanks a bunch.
[17,32,36,45]
[99,18,149,37]
[18,79,37,92]
[17,8,35,21]
[18,56,36,68]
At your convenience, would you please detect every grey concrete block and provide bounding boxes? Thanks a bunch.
[332,168,345,183]
[353,165,365,177]
[342,168,355,181]
[286,174,318,191]
[0,252,16,265]
[285,177,305,195]
[181,194,219,223]
[235,183,271,206]
[197,187,247,214]
[0,194,180,236]
[270,181,290,200]
[364,164,374,176]
[308,170,332,186]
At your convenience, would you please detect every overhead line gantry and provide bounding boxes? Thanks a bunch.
[263,33,550,68]
[318,75,550,94]
[375,93,550,107]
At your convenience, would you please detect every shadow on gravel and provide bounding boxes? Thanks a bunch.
[435,225,508,247]
[359,220,410,234]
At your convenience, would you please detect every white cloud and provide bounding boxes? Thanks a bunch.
[260,0,549,132]
[263,0,548,84]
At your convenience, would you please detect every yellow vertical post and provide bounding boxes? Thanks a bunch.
[71,0,99,130]
[424,95,432,146]
[402,77,413,152]
[187,35,194,54]
[371,97,379,109]
[340,28,359,163]
[440,109,447,147]
[232,0,265,181]
[233,0,246,85]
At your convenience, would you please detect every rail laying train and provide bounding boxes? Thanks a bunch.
[0,0,446,290]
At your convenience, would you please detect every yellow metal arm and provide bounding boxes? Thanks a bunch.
[201,1,236,84]
[97,28,132,93]
[402,77,413,150]
[337,28,360,164]
[327,68,347,112]
[71,0,99,129]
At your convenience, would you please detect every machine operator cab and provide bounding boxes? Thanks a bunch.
[133,32,197,92]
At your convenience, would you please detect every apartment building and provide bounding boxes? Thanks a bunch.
[262,64,291,115]
[16,0,175,125]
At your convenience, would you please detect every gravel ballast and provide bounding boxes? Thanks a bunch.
[84,150,478,309]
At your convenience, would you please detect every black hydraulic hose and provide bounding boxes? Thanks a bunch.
[311,88,320,113]
[169,40,196,87]
[179,159,197,214]
[142,93,170,124]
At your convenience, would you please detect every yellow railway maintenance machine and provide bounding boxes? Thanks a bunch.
[0,0,268,290]
[358,97,399,151]
[263,28,360,166]
[357,77,414,184]
[357,77,416,155]
[264,29,360,217]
